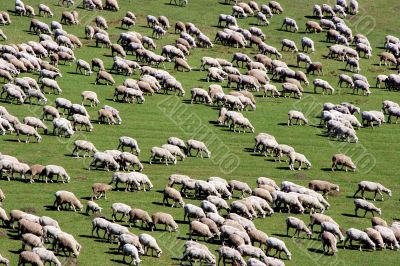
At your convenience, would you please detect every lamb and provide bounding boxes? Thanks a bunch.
[18,251,44,266]
[287,110,308,126]
[344,228,375,250]
[281,17,298,32]
[184,204,206,222]
[22,233,44,250]
[332,154,356,172]
[163,187,185,207]
[218,246,246,265]
[354,199,381,217]
[266,237,291,260]
[353,181,391,201]
[308,180,339,197]
[32,248,61,266]
[286,217,312,239]
[54,190,82,211]
[281,39,298,53]
[139,233,162,257]
[187,139,211,158]
[111,202,131,222]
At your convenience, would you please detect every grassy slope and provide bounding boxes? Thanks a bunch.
[0,0,400,265]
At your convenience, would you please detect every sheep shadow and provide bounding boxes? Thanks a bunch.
[78,234,98,239]
[43,205,57,211]
[320,167,333,172]
[151,202,165,207]
[3,139,20,143]
[307,248,325,255]
[109,259,126,264]
[105,250,121,256]
[277,122,289,126]
[276,166,291,170]
[341,213,358,218]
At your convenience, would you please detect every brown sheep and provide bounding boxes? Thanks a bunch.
[95,70,115,85]
[92,183,113,200]
[332,154,356,172]
[129,208,153,229]
[30,164,45,182]
[371,217,388,227]
[174,58,192,72]
[305,21,323,33]
[306,62,323,75]
[308,180,340,198]
[163,187,185,208]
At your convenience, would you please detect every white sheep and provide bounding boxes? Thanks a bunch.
[89,152,120,171]
[187,139,211,158]
[354,199,381,217]
[353,181,391,201]
[122,244,141,265]
[218,246,246,265]
[139,233,162,257]
[374,225,399,250]
[32,248,61,266]
[287,110,308,126]
[266,237,292,260]
[14,124,42,143]
[286,217,311,239]
[344,228,375,250]
[184,204,206,222]
[288,152,311,170]
[72,140,98,158]
[281,17,298,32]
[320,221,344,242]
[281,39,298,53]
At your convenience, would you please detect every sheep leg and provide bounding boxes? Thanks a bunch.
[363,209,368,217]
[353,187,361,198]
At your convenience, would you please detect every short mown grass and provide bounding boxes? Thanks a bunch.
[1,0,400,265]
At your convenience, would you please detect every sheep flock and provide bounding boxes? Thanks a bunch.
[1,0,400,265]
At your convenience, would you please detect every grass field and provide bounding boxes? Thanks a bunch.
[1,0,400,265]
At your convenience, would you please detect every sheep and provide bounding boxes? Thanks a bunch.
[191,88,212,105]
[39,216,59,229]
[121,244,141,266]
[286,216,312,239]
[0,206,9,226]
[331,153,356,172]
[163,187,185,208]
[265,237,291,260]
[14,124,42,143]
[38,4,53,17]
[379,52,397,66]
[91,183,112,200]
[72,140,97,158]
[95,70,115,86]
[354,199,381,217]
[18,251,44,266]
[353,181,391,201]
[40,78,62,95]
[321,231,337,255]
[232,53,252,68]
[218,246,246,265]
[287,110,308,126]
[111,202,131,222]
[364,228,385,249]
[189,220,214,241]
[228,180,252,198]
[353,79,371,96]
[91,217,111,238]
[387,106,400,123]
[344,228,375,250]
[127,209,152,229]
[32,248,61,266]
[281,82,302,99]
[320,221,344,242]
[361,111,383,127]
[149,147,176,165]
[85,200,102,215]
[89,152,120,171]
[54,232,81,257]
[151,212,178,232]
[22,233,44,250]
[281,17,298,32]
[105,0,119,11]
[308,180,339,198]
[371,217,388,227]
[139,233,162,257]
[182,246,216,265]
[288,152,311,171]
[274,192,304,214]
[281,39,298,53]
[187,139,211,158]
[44,165,70,183]
[54,191,82,211]
[184,204,206,222]
[313,79,334,94]
[18,219,43,237]
[306,20,323,33]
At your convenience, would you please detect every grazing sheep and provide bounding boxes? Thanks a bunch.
[218,246,246,265]
[288,152,311,171]
[287,110,308,126]
[184,204,206,222]
[149,147,176,165]
[321,231,337,255]
[117,136,140,155]
[139,233,162,257]
[281,17,298,32]
[95,70,115,86]
[14,124,42,143]
[286,217,312,239]
[91,183,112,200]
[344,228,375,250]
[54,190,82,211]
[281,39,298,53]
[374,225,399,250]
[229,180,252,198]
[309,213,337,233]
[308,180,339,197]
[354,199,381,217]
[18,251,44,266]
[364,228,385,249]
[86,200,102,214]
[353,181,391,201]
[32,248,61,266]
[266,237,291,260]
[182,245,216,265]
[163,187,185,208]
[44,165,70,183]
[331,154,356,172]
[54,232,81,257]
[187,140,211,158]
[129,209,152,229]
[151,212,178,232]
[320,221,344,242]
[122,244,141,266]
